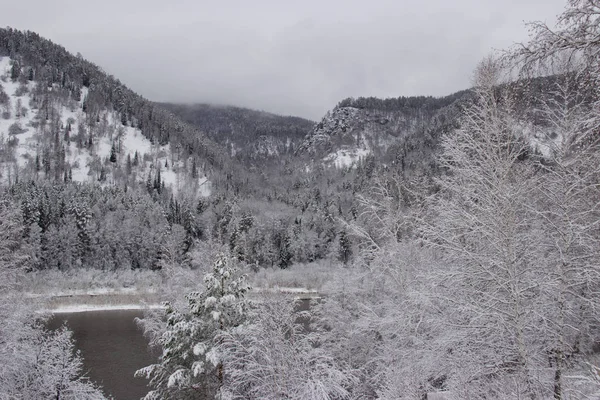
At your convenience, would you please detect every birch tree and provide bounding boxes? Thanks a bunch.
[511,2,600,395]
[521,56,600,400]
[420,58,548,398]
[218,295,353,400]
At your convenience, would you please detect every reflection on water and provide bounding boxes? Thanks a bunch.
[47,309,157,400]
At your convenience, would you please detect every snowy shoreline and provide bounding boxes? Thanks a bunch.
[49,303,165,314]
[36,286,319,314]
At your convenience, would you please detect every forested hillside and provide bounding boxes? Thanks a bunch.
[160,102,315,165]
[297,90,471,172]
[0,27,365,275]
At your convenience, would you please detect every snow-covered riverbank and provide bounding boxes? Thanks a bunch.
[34,288,162,314]
[50,303,165,314]
[38,286,320,314]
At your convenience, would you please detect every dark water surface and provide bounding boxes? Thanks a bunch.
[48,310,157,400]
[46,298,316,400]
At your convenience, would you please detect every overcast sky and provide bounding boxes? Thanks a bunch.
[3,0,566,120]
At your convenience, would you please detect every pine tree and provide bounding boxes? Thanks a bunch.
[133,151,139,167]
[98,166,106,182]
[191,158,198,179]
[146,171,153,193]
[42,151,51,175]
[126,154,132,175]
[278,230,292,269]
[136,254,250,399]
[153,167,162,193]
[338,229,352,264]
[10,61,19,81]
[109,142,117,163]
[196,198,207,214]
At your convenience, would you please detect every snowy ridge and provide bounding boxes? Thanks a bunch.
[0,56,210,196]
[297,105,412,169]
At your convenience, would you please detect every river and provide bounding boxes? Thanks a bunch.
[47,309,156,400]
[46,298,315,400]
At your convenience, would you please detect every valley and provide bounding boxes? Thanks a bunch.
[2,1,600,399]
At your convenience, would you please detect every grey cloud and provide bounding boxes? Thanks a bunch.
[2,0,566,120]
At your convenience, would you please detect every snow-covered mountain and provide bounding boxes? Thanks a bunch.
[0,49,212,196]
[298,79,563,172]
[297,92,472,170]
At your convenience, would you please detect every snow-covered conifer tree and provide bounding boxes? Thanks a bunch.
[136,253,250,399]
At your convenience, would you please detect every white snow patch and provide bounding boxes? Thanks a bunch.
[121,126,153,156]
[46,303,164,314]
[252,287,318,294]
[26,287,145,298]
[324,147,370,168]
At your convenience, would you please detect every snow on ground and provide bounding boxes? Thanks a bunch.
[48,303,164,314]
[121,125,152,156]
[0,57,38,176]
[0,56,211,196]
[41,286,317,313]
[26,287,145,298]
[324,147,370,168]
[252,287,318,295]
[252,287,320,300]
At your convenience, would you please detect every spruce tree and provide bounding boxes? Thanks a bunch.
[98,166,106,182]
[191,158,198,179]
[338,229,352,264]
[126,154,132,175]
[10,61,19,81]
[146,172,153,193]
[109,143,117,163]
[136,254,250,399]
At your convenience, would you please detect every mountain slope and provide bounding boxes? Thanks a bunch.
[298,91,472,172]
[0,28,235,196]
[299,76,563,174]
[160,103,314,164]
